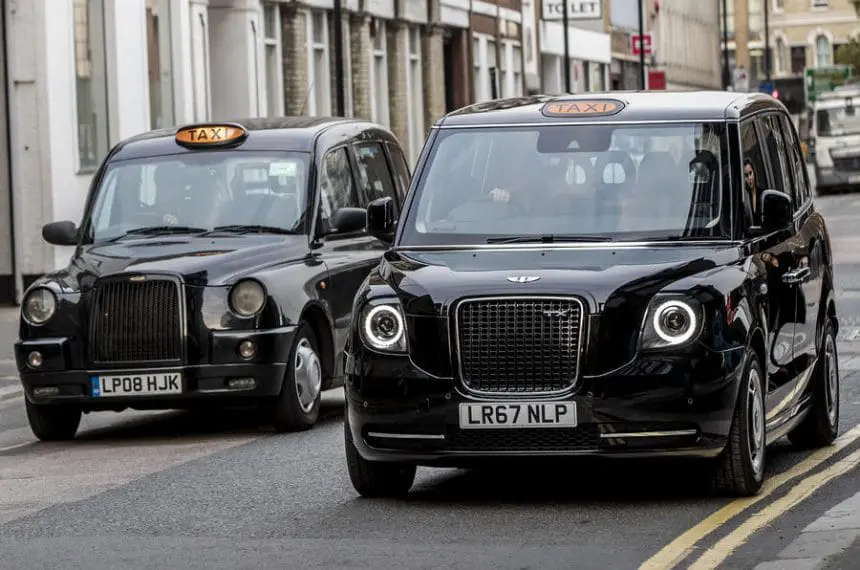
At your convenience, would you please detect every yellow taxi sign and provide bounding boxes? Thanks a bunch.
[175,123,247,147]
[541,99,625,118]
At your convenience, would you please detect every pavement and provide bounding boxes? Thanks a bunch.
[0,185,859,568]
[0,306,19,403]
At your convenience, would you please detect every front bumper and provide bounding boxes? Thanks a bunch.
[344,347,746,466]
[15,326,295,408]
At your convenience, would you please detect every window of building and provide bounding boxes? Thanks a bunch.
[812,0,828,8]
[791,46,806,73]
[775,36,787,75]
[774,0,784,10]
[487,38,498,100]
[405,26,424,164]
[262,2,284,117]
[145,0,174,130]
[512,44,523,97]
[473,36,482,101]
[816,34,832,67]
[74,0,110,172]
[747,1,762,37]
[307,10,331,116]
[369,21,389,125]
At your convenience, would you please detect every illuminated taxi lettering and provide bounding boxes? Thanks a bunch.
[175,124,246,147]
[541,99,624,117]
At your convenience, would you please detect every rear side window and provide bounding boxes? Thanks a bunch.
[780,114,811,206]
[758,115,793,207]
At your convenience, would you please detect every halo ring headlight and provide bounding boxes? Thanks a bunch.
[652,300,697,345]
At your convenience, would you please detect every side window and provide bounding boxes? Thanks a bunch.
[780,114,811,206]
[319,147,359,228]
[759,114,793,207]
[386,142,412,202]
[353,142,398,207]
[740,120,766,228]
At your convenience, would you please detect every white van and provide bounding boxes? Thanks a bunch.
[801,87,860,194]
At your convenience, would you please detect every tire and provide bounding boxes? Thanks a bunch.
[25,399,81,441]
[344,417,416,498]
[712,348,767,497]
[268,322,323,433]
[788,319,839,449]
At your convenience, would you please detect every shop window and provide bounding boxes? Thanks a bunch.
[74,0,110,172]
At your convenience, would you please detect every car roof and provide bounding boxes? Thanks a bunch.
[108,116,386,161]
[435,91,789,127]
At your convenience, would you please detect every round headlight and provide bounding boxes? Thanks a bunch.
[362,304,405,351]
[22,288,57,325]
[652,300,697,344]
[229,279,266,317]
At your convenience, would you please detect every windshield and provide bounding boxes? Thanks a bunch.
[399,122,731,245]
[86,151,309,241]
[816,105,860,136]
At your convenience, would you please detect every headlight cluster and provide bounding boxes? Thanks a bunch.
[359,301,407,353]
[22,287,57,325]
[229,279,266,317]
[639,297,703,350]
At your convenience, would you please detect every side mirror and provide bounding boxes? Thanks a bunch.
[366,197,396,243]
[760,189,793,232]
[42,221,78,246]
[328,207,367,234]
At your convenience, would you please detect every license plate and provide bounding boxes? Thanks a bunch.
[91,372,182,398]
[458,402,577,429]
[849,175,860,183]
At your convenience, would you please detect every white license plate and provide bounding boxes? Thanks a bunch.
[849,175,860,183]
[91,373,182,398]
[458,402,577,429]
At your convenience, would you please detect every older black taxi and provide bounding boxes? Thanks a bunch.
[16,117,411,440]
[343,92,841,498]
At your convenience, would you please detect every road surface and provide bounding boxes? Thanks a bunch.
[0,190,859,569]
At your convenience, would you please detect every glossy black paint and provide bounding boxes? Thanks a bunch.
[344,92,839,465]
[16,117,409,411]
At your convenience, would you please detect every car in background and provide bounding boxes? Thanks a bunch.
[15,117,411,440]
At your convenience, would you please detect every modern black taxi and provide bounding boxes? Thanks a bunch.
[343,92,841,498]
[15,117,412,440]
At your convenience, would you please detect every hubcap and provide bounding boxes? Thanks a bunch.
[825,334,839,427]
[294,338,322,413]
[748,367,765,477]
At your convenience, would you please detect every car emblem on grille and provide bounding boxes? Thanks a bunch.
[541,308,571,318]
[506,276,541,283]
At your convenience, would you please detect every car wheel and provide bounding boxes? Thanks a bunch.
[268,322,323,433]
[788,319,839,449]
[344,418,416,498]
[712,348,766,497]
[25,399,81,441]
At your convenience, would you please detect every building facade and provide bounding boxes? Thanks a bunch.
[537,0,611,94]
[651,0,722,90]
[609,0,649,90]
[469,0,526,103]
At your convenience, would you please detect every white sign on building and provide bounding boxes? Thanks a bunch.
[541,0,602,21]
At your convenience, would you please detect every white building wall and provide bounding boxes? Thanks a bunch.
[653,0,721,89]
[209,0,265,119]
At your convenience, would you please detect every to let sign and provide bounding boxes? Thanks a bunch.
[631,34,652,55]
[541,0,602,21]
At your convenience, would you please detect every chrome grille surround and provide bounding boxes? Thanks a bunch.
[87,275,184,366]
[453,295,585,396]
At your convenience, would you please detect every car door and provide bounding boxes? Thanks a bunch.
[779,112,824,374]
[313,144,383,360]
[740,117,798,403]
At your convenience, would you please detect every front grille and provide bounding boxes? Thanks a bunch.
[448,425,599,451]
[88,277,183,364]
[832,156,860,171]
[455,296,584,394]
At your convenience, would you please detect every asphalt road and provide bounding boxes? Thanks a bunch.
[1,190,860,569]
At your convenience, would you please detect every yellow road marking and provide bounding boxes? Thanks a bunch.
[638,424,860,570]
[688,447,860,569]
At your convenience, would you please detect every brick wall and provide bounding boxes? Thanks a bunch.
[282,6,309,115]
[387,20,409,146]
[350,14,372,120]
[422,26,446,132]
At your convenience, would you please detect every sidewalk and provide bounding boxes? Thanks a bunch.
[0,306,21,402]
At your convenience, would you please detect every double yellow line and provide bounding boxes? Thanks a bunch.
[640,424,860,569]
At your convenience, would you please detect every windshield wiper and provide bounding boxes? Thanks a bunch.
[105,225,208,241]
[201,224,295,235]
[486,234,614,244]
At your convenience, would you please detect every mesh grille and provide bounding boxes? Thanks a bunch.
[456,297,583,394]
[447,425,599,451]
[88,278,182,364]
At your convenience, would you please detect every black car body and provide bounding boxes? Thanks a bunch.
[16,117,411,440]
[343,92,841,498]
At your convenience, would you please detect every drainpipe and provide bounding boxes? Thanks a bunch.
[1,0,21,305]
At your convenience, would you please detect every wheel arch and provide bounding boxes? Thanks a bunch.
[299,301,337,390]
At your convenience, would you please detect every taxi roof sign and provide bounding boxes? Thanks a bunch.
[175,123,247,147]
[541,99,625,118]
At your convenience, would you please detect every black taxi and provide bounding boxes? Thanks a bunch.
[15,117,411,440]
[343,92,841,498]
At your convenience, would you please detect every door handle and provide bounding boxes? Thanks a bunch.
[782,266,810,284]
